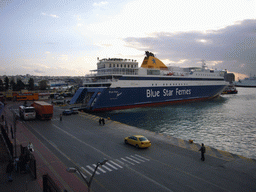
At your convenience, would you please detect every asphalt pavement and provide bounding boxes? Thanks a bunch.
[0,102,87,192]
[1,101,256,192]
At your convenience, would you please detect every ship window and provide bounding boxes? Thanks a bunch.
[124,65,126,68]
[113,64,115,67]
[117,64,119,67]
[121,64,122,68]
[109,64,111,67]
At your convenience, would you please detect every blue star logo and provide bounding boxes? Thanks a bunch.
[152,59,156,64]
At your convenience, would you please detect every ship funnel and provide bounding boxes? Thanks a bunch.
[141,51,168,69]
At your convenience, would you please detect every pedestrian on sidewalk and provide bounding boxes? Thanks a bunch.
[27,141,34,152]
[60,114,62,121]
[25,152,31,173]
[199,143,206,161]
[19,153,26,173]
[102,118,105,126]
[99,118,102,125]
[6,160,14,182]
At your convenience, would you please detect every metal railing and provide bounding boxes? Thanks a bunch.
[1,125,13,158]
[43,174,62,192]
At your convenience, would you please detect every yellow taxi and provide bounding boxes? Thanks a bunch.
[124,135,151,148]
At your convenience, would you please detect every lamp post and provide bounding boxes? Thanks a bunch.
[12,110,18,158]
[67,159,108,192]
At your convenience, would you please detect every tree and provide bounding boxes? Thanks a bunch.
[38,80,49,90]
[10,79,16,91]
[0,79,4,91]
[28,78,34,90]
[4,76,9,91]
[16,79,25,91]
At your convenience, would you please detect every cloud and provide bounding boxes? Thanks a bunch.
[93,1,108,7]
[124,19,256,79]
[41,12,59,18]
[34,69,45,74]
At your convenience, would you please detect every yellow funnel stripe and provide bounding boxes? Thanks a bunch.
[141,56,168,69]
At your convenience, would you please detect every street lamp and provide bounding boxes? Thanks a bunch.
[12,111,19,158]
[67,159,108,192]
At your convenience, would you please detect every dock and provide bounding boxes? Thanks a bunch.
[1,103,256,192]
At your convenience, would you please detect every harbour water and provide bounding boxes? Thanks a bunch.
[101,87,256,159]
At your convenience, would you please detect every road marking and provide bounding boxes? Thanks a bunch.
[50,123,172,191]
[178,138,186,148]
[80,154,150,175]
[81,167,92,176]
[189,143,199,152]
[79,170,88,179]
[109,160,123,168]
[135,154,150,161]
[205,146,217,158]
[115,159,125,166]
[17,124,74,191]
[102,164,112,172]
[121,157,135,165]
[130,155,145,162]
[48,140,72,161]
[106,162,118,170]
[125,156,141,164]
[217,149,234,160]
[92,164,107,173]
[86,165,100,175]
[238,155,255,163]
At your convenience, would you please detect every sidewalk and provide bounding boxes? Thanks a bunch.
[0,106,88,192]
[0,132,42,192]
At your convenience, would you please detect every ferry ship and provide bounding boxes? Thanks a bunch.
[70,51,228,111]
[235,76,256,88]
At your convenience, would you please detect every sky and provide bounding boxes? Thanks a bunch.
[0,0,255,80]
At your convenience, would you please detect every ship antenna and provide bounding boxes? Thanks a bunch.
[201,60,206,70]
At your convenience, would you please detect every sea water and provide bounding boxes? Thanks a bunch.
[102,87,256,159]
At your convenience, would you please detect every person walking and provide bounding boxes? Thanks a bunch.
[6,160,14,182]
[60,114,62,121]
[102,118,105,126]
[27,142,34,152]
[199,143,206,161]
[19,153,26,173]
[99,118,102,125]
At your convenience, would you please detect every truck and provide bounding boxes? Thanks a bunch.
[31,101,53,120]
[19,105,36,120]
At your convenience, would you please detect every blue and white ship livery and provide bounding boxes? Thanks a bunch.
[71,51,228,111]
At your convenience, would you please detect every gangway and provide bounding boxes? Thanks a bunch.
[70,88,87,104]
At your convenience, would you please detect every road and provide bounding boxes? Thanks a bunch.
[10,102,256,192]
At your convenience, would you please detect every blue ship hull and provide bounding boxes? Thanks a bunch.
[71,85,226,111]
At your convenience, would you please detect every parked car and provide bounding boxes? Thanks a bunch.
[52,100,65,105]
[56,96,64,100]
[70,107,79,114]
[124,135,151,148]
[62,109,72,115]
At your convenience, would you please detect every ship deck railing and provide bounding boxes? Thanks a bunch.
[84,78,118,83]
[90,68,139,76]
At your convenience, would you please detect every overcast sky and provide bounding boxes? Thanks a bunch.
[0,0,255,80]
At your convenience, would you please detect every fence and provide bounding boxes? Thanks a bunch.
[43,174,63,192]
[1,125,13,158]
[20,145,37,179]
